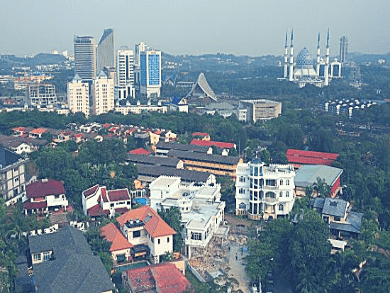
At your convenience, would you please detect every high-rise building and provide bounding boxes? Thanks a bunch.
[134,42,148,68]
[67,74,90,117]
[116,48,135,100]
[92,71,114,115]
[97,29,115,73]
[140,50,162,98]
[340,36,348,64]
[74,36,96,81]
[28,83,57,106]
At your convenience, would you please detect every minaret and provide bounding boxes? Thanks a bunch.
[284,31,288,78]
[316,32,321,76]
[324,29,330,86]
[289,29,294,82]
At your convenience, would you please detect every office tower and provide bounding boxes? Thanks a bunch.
[92,71,114,115]
[140,50,162,97]
[74,36,96,81]
[97,29,115,73]
[116,47,135,100]
[67,74,90,117]
[28,83,57,106]
[340,36,348,64]
[134,42,148,68]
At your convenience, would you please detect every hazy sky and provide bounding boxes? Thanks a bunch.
[1,0,390,57]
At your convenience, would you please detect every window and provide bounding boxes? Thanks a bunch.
[286,191,289,197]
[43,252,51,261]
[239,177,245,183]
[167,237,170,243]
[239,188,245,194]
[280,179,283,185]
[34,253,41,261]
[265,192,276,198]
[158,239,160,244]
[286,179,290,185]
[254,191,258,200]
[239,202,246,209]
[279,204,284,211]
[266,179,276,186]
[279,191,283,197]
[133,230,141,238]
[191,232,202,241]
[334,216,341,221]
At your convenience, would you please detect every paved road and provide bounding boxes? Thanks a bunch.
[226,241,251,293]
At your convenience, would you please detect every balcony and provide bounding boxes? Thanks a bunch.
[263,197,278,204]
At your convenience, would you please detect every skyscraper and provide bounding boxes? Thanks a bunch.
[97,29,115,73]
[92,71,114,115]
[74,36,96,81]
[67,74,90,117]
[116,47,135,100]
[140,50,162,98]
[340,36,348,64]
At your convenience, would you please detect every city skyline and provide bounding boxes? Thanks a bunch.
[1,0,390,57]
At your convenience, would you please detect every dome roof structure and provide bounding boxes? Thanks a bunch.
[296,47,314,67]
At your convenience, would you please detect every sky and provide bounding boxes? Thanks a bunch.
[1,0,390,57]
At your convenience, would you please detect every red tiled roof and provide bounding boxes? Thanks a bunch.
[87,204,110,217]
[117,206,176,238]
[103,123,111,128]
[286,149,339,166]
[129,148,151,155]
[192,132,209,137]
[115,207,130,214]
[154,130,163,135]
[30,128,47,135]
[124,263,190,293]
[23,201,47,210]
[107,189,131,202]
[101,222,133,252]
[190,139,235,149]
[83,184,99,198]
[26,179,65,198]
[12,127,26,132]
[74,133,83,138]
[101,187,108,202]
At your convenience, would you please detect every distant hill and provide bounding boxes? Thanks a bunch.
[348,52,390,64]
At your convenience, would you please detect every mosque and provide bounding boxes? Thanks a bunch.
[281,30,342,88]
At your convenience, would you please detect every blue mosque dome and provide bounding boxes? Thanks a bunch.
[296,47,314,67]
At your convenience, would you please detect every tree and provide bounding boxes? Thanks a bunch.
[158,207,183,252]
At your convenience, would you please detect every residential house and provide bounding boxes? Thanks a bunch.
[192,132,211,141]
[122,262,192,293]
[23,179,68,215]
[29,128,47,139]
[0,148,28,205]
[294,164,343,197]
[129,148,151,155]
[29,226,115,293]
[82,184,131,218]
[149,176,226,258]
[101,222,133,264]
[190,139,236,156]
[235,158,296,220]
[116,205,176,264]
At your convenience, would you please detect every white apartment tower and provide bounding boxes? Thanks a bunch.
[92,71,114,115]
[67,74,90,117]
[235,158,296,220]
[116,47,135,100]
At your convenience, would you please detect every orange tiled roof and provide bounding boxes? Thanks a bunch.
[30,128,47,134]
[117,206,176,238]
[101,222,133,252]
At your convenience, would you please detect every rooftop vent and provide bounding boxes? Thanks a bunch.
[330,201,338,207]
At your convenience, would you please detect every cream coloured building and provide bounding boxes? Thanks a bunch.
[67,74,90,117]
[92,71,114,115]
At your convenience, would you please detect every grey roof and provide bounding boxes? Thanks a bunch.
[322,198,347,217]
[136,163,212,183]
[126,153,181,168]
[29,226,114,293]
[156,141,210,153]
[0,148,26,169]
[329,211,363,234]
[168,149,240,165]
[72,74,82,82]
[294,165,343,187]
[187,73,217,101]
[309,198,325,210]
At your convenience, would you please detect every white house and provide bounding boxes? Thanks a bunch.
[149,176,226,258]
[82,184,131,218]
[235,158,296,220]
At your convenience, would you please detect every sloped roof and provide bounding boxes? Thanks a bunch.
[83,184,99,198]
[168,149,240,165]
[286,149,339,166]
[101,222,133,252]
[191,139,235,149]
[29,226,114,293]
[87,204,110,217]
[193,132,209,137]
[26,179,65,198]
[294,165,343,188]
[322,198,348,217]
[329,211,363,234]
[156,141,209,153]
[107,189,131,201]
[0,148,27,168]
[117,206,176,238]
[129,148,151,155]
[124,262,191,293]
[23,201,47,210]
[30,128,47,135]
[127,153,181,168]
[187,72,217,101]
